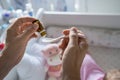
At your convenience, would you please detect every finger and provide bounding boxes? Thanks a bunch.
[30,32,39,38]
[77,30,86,43]
[77,29,83,34]
[60,28,71,49]
[21,24,39,41]
[78,32,86,39]
[79,38,88,52]
[7,17,37,37]
[26,32,38,40]
[68,27,78,46]
[63,28,84,35]
[59,38,68,50]
[19,22,33,33]
[10,17,36,29]
[58,38,69,59]
[63,28,84,44]
[62,29,70,35]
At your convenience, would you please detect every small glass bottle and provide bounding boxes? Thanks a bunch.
[32,20,46,37]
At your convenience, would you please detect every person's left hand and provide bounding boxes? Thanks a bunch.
[59,27,88,80]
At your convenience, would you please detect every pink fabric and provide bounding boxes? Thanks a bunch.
[0,43,4,50]
[81,54,105,80]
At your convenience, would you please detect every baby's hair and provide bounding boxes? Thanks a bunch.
[104,69,120,80]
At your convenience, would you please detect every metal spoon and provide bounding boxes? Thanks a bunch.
[41,35,68,43]
[41,32,85,43]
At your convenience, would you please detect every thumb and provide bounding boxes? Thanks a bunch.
[68,27,78,46]
[21,24,39,41]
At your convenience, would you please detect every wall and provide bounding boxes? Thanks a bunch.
[87,0,120,13]
[66,0,120,13]
[30,0,120,13]
[46,26,120,48]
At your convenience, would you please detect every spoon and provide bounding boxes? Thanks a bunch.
[41,32,85,43]
[41,35,68,43]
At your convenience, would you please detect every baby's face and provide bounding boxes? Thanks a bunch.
[104,69,120,80]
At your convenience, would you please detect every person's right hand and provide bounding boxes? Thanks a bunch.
[59,27,88,80]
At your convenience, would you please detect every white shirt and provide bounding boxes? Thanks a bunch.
[4,42,47,80]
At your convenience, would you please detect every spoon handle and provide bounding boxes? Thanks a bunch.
[41,35,68,43]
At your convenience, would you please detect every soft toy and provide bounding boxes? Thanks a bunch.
[41,44,62,80]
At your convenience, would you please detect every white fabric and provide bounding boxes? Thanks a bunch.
[4,40,46,80]
[4,53,46,80]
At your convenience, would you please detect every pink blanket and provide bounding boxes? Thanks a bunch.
[81,54,105,80]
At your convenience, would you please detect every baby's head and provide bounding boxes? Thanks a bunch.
[104,69,120,80]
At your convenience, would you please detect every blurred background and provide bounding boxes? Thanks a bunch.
[0,0,120,72]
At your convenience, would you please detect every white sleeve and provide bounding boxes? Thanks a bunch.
[3,66,18,80]
[16,53,46,80]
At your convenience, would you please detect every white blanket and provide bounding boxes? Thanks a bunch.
[4,39,47,80]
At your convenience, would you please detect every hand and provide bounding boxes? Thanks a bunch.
[5,17,39,64]
[0,17,39,79]
[59,27,88,80]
